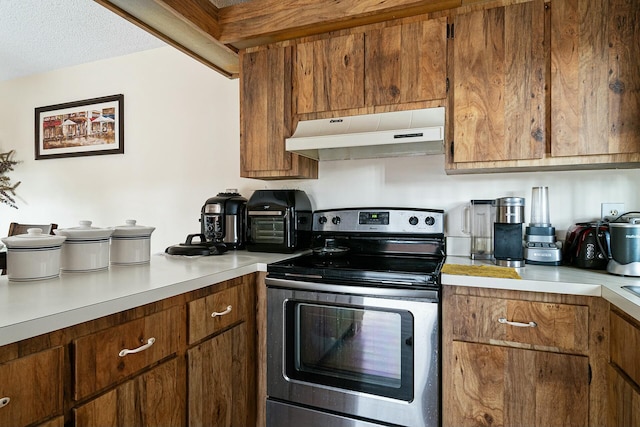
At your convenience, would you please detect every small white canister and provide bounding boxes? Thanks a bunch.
[55,221,114,272]
[110,220,155,265]
[1,228,66,281]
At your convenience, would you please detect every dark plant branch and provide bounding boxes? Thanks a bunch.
[0,150,20,209]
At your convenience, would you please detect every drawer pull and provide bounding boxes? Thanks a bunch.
[212,305,232,318]
[0,397,9,408]
[498,317,537,328]
[119,337,156,357]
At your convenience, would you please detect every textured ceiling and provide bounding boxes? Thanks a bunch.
[0,0,167,82]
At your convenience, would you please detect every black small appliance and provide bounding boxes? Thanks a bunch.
[200,189,247,249]
[494,197,525,267]
[245,189,312,253]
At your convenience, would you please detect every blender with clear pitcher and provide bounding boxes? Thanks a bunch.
[462,199,495,260]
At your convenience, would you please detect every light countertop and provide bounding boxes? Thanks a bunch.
[2,252,640,348]
[444,256,640,321]
[0,250,299,347]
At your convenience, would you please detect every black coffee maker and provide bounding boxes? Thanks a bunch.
[493,197,525,267]
[200,189,247,249]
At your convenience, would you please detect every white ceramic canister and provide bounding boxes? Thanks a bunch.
[54,221,114,272]
[110,220,155,265]
[1,228,66,281]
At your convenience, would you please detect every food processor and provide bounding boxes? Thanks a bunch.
[524,186,562,265]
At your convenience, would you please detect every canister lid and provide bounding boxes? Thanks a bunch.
[111,220,155,237]
[55,220,114,240]
[1,228,66,248]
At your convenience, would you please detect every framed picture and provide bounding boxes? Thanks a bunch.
[35,94,124,160]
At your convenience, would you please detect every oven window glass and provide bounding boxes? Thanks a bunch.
[250,217,285,244]
[285,302,413,401]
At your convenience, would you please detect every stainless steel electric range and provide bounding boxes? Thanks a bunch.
[265,207,445,427]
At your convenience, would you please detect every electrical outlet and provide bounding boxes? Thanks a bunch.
[601,203,625,219]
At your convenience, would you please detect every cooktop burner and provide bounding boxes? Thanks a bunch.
[267,208,446,289]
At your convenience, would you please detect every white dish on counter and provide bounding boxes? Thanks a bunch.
[55,221,114,272]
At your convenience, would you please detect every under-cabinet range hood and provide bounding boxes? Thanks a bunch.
[286,107,445,161]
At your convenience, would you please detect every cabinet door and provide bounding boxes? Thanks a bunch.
[551,0,640,157]
[240,47,317,179]
[73,358,183,427]
[366,17,447,106]
[0,347,63,427]
[609,364,640,427]
[294,33,365,114]
[444,341,589,427]
[450,0,545,163]
[188,322,250,427]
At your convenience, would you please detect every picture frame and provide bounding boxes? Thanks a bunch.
[35,94,124,160]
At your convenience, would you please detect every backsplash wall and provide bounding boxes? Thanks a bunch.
[0,46,637,254]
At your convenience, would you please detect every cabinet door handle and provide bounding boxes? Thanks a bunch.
[0,397,10,408]
[119,337,156,357]
[211,305,232,318]
[498,317,537,328]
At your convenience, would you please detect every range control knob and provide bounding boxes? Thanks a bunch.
[318,216,328,224]
[425,216,436,226]
[409,216,419,226]
[332,216,341,225]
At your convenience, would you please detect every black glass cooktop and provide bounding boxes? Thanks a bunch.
[267,253,444,288]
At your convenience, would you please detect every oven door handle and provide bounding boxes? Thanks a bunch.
[265,276,439,300]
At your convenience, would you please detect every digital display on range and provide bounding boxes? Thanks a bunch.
[359,211,389,225]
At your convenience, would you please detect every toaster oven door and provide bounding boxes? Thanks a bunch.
[248,210,292,248]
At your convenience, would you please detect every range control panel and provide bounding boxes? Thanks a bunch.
[313,208,444,234]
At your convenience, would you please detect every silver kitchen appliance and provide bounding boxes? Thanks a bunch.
[494,197,525,267]
[200,189,247,249]
[524,186,562,266]
[266,207,445,427]
[607,213,640,276]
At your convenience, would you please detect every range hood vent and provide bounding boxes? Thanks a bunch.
[286,107,445,161]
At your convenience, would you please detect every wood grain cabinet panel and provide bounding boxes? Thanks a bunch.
[610,308,640,385]
[366,17,448,106]
[551,0,640,157]
[188,280,246,344]
[240,47,318,179]
[294,33,365,114]
[449,0,545,164]
[446,341,589,427]
[0,347,63,427]
[73,358,183,427]
[73,306,180,400]
[451,294,589,353]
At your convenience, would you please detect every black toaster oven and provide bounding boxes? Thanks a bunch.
[245,190,312,253]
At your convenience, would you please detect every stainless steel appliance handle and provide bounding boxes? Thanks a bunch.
[265,276,439,300]
[249,210,286,216]
[498,317,537,328]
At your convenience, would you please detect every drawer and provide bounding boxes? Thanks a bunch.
[73,306,180,400]
[0,347,63,427]
[188,283,246,344]
[611,309,640,386]
[451,295,589,353]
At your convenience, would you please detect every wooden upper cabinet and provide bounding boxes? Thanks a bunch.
[294,34,365,114]
[450,0,546,163]
[240,47,317,179]
[551,0,640,157]
[366,17,448,105]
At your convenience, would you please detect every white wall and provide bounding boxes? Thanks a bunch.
[0,46,638,255]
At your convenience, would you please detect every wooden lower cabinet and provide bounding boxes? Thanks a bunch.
[443,285,609,427]
[73,358,184,426]
[0,347,63,427]
[0,273,257,427]
[609,307,640,426]
[188,322,249,427]
[448,341,589,426]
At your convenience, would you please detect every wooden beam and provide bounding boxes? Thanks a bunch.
[218,0,462,48]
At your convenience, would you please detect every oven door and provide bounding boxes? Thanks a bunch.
[266,278,440,427]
